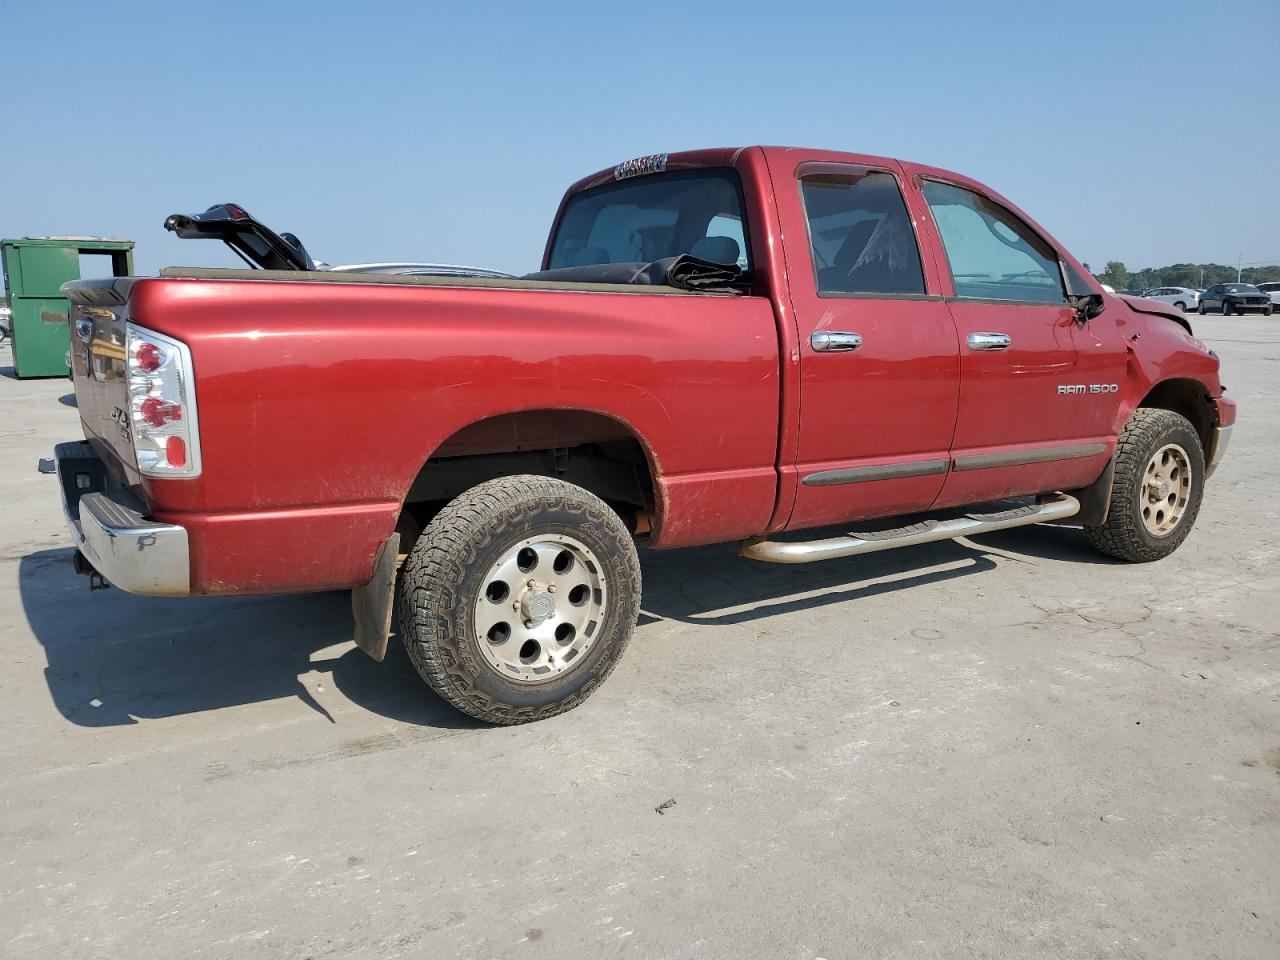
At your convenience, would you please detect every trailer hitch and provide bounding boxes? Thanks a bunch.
[72,550,110,591]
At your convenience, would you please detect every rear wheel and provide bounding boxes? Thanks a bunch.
[1085,409,1204,563]
[397,475,641,724]
[1173,300,1186,312]
[1198,301,1207,315]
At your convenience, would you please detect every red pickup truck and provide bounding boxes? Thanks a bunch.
[56,146,1234,724]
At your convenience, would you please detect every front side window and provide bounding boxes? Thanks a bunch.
[548,170,751,270]
[799,171,926,296]
[922,181,1066,304]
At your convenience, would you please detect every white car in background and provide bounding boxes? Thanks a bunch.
[1256,281,1280,309]
[1140,286,1199,312]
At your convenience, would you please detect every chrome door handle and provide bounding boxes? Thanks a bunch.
[811,331,863,352]
[967,332,1012,351]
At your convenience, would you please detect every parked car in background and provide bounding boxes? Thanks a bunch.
[1141,286,1199,312]
[0,303,11,343]
[1256,281,1280,309]
[1198,282,1273,315]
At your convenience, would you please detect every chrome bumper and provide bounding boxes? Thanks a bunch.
[56,445,190,596]
[1206,424,1233,479]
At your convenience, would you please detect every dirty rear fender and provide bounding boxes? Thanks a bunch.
[131,277,782,591]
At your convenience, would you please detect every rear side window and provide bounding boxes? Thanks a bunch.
[548,170,751,270]
[799,171,926,296]
[922,181,1065,304]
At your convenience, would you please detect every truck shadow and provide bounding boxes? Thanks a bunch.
[637,522,1115,626]
[18,547,478,730]
[19,523,1105,729]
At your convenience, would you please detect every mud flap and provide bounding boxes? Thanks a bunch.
[351,533,399,661]
[1068,458,1116,527]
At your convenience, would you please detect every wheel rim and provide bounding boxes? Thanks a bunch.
[472,534,607,684]
[1140,443,1192,537]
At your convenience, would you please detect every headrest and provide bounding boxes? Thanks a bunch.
[689,235,741,266]
[833,220,878,269]
[573,246,611,266]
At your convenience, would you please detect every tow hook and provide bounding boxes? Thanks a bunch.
[72,550,110,591]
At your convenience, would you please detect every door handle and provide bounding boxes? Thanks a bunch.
[967,332,1012,351]
[810,331,863,352]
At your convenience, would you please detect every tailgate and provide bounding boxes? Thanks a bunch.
[63,278,142,486]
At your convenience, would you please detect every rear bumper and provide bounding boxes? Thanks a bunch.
[55,442,190,596]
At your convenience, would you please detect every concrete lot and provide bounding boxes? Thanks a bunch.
[1,316,1277,960]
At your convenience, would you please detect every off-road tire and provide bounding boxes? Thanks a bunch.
[397,475,641,724]
[1085,408,1205,562]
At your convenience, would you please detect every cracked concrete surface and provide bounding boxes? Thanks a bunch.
[2,317,1278,960]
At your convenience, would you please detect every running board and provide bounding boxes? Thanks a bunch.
[740,494,1081,564]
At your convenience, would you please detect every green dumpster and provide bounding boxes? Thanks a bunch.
[1,236,134,378]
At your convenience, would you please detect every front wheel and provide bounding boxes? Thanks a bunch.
[1085,408,1205,563]
[397,475,641,724]
[1222,301,1233,316]
[1198,302,1207,315]
[1264,306,1274,316]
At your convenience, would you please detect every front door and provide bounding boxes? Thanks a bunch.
[777,162,961,530]
[917,179,1113,507]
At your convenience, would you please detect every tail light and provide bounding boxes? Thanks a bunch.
[125,323,202,477]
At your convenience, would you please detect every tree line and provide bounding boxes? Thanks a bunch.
[1089,261,1280,292]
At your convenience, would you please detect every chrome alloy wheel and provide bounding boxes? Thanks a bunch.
[1141,443,1192,537]
[473,534,607,683]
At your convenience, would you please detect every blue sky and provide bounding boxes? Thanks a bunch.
[2,0,1277,276]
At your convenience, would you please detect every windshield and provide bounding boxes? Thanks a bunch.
[1224,283,1258,293]
[548,170,751,271]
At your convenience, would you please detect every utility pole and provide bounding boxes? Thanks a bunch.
[1238,256,1243,283]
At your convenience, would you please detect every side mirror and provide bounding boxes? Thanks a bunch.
[1061,261,1106,322]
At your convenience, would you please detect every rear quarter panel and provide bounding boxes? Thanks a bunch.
[128,277,780,593]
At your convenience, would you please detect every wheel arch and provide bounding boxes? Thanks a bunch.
[1135,377,1216,452]
[401,408,664,538]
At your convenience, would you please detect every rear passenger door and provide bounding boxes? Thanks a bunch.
[779,161,961,530]
[917,179,1112,508]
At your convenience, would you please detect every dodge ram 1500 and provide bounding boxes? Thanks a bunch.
[55,146,1235,724]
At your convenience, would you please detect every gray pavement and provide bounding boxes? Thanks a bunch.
[1,316,1277,959]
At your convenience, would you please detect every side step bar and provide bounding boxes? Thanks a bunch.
[740,494,1081,564]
